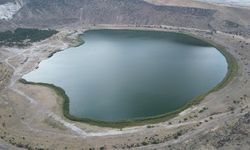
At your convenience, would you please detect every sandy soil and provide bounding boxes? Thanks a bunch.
[0,4,249,150]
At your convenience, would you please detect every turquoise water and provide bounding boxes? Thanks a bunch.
[23,30,228,122]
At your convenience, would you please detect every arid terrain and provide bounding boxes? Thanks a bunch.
[0,0,249,150]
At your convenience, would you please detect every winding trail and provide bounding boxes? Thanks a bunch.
[3,48,90,137]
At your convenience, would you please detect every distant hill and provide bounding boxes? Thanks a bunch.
[0,0,249,37]
[12,0,215,29]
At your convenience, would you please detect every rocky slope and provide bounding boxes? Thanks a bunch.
[13,0,215,28]
[0,0,249,37]
[0,0,22,20]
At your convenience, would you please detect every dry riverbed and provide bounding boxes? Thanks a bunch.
[0,24,249,150]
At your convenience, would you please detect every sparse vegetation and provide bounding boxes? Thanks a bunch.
[147,125,155,128]
[141,141,148,146]
[224,20,240,28]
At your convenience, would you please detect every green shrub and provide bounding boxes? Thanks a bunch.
[0,28,58,47]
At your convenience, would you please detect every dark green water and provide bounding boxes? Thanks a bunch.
[23,30,227,122]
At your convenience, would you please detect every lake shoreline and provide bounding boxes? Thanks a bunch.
[20,26,238,128]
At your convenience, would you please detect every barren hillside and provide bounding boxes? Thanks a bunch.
[0,0,249,37]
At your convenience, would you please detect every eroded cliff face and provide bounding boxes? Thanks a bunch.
[0,0,249,37]
[12,0,215,29]
[0,0,23,20]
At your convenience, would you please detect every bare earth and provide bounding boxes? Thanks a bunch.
[0,3,250,150]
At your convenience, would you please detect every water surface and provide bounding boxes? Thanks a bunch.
[24,30,227,122]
